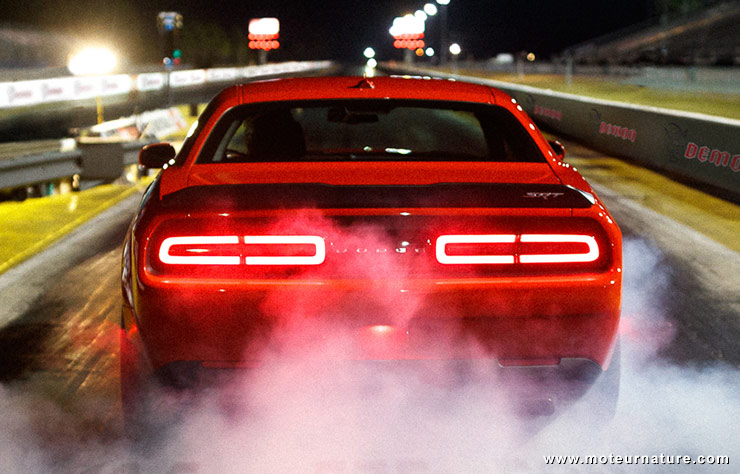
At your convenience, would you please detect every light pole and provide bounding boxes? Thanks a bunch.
[422,4,438,64]
[363,47,377,73]
[449,42,461,71]
[437,0,450,65]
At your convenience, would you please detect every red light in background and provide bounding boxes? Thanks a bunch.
[249,40,280,51]
[392,37,425,50]
[248,33,280,41]
[248,17,280,50]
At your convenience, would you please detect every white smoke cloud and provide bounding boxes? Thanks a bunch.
[0,237,738,473]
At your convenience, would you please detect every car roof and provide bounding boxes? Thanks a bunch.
[222,75,503,105]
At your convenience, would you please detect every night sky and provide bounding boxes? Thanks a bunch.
[4,0,655,65]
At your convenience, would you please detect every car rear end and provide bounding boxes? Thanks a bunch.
[121,77,622,420]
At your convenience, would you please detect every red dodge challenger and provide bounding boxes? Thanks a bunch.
[121,76,622,430]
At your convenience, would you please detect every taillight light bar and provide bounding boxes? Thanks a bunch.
[157,233,599,268]
[159,236,241,265]
[436,234,599,265]
[519,234,598,263]
[158,235,326,266]
[243,235,325,265]
[436,234,516,264]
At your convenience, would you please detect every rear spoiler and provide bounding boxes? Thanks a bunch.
[163,183,595,210]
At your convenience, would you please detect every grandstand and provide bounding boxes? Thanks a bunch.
[565,0,740,66]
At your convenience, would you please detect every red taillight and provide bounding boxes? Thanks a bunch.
[519,234,598,264]
[243,235,325,265]
[436,234,516,264]
[159,236,241,265]
[435,234,600,265]
[157,235,326,266]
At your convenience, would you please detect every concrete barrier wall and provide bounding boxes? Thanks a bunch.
[385,66,740,197]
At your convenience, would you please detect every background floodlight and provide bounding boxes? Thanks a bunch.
[248,18,280,36]
[390,14,426,37]
[68,47,117,76]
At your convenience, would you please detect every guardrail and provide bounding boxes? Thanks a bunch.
[0,140,82,199]
[384,65,740,197]
[0,61,333,109]
[0,61,334,199]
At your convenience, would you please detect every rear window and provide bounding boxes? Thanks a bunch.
[197,100,544,163]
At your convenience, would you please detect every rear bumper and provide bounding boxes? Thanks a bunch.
[128,273,621,373]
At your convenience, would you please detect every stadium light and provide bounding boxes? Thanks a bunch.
[68,47,116,76]
[424,3,438,15]
[68,47,117,124]
[389,14,425,38]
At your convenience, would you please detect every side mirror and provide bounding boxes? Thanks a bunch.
[139,143,176,169]
[548,140,566,161]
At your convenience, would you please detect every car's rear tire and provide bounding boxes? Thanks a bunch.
[120,317,176,448]
[120,323,151,442]
[121,324,210,448]
[583,337,621,423]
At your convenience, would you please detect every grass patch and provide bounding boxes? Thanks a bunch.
[451,69,740,120]
[0,180,149,274]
